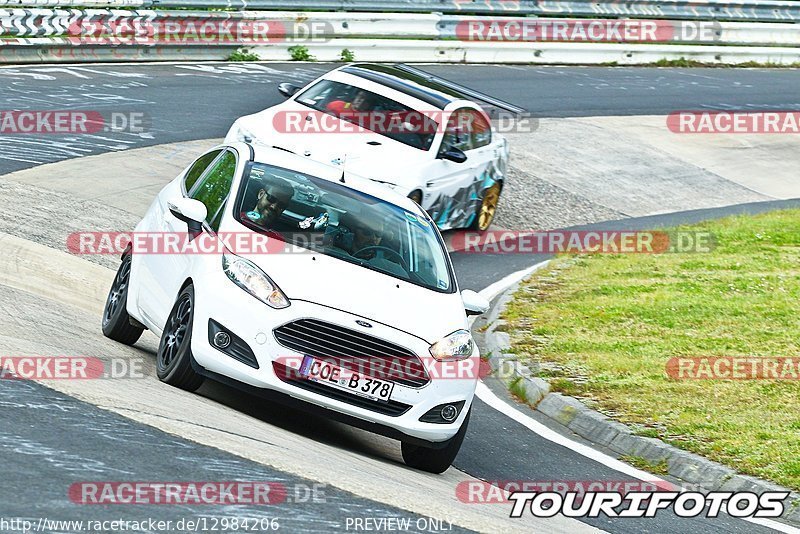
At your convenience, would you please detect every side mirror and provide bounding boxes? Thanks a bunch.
[278,82,301,98]
[168,197,207,239]
[438,146,468,164]
[461,289,490,317]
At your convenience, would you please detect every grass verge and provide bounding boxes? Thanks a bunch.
[503,209,800,489]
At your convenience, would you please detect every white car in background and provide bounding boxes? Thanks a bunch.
[225,63,525,231]
[101,142,489,473]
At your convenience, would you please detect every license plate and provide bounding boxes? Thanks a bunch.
[299,356,394,403]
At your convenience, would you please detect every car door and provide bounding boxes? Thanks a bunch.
[461,108,500,227]
[422,108,477,229]
[137,149,238,330]
[134,148,223,328]
[465,108,496,177]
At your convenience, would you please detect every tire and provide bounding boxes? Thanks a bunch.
[469,182,502,231]
[156,284,204,392]
[102,254,144,345]
[401,409,471,474]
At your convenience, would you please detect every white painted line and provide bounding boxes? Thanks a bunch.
[475,381,660,481]
[474,265,799,533]
[476,382,797,532]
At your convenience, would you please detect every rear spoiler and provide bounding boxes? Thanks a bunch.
[393,63,528,117]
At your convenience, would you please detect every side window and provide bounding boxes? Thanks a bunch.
[184,150,222,193]
[470,110,492,148]
[190,150,237,232]
[441,109,474,153]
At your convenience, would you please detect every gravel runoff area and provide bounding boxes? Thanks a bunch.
[494,165,624,230]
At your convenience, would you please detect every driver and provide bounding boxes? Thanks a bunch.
[244,177,294,229]
[335,212,384,257]
[326,89,373,117]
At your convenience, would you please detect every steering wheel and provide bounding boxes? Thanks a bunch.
[352,246,408,271]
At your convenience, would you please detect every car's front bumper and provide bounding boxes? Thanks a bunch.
[190,268,477,444]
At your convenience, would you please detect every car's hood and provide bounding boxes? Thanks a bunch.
[242,249,464,345]
[239,107,427,189]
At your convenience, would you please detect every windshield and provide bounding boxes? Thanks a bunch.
[234,162,454,292]
[294,80,438,151]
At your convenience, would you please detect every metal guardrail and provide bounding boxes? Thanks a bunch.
[0,39,238,61]
[2,9,799,46]
[1,6,799,64]
[2,0,800,22]
[2,36,799,65]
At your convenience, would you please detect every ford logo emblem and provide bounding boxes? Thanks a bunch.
[355,320,373,328]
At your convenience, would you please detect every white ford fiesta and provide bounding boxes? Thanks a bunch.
[102,141,489,473]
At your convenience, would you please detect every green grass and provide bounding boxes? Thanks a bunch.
[620,456,670,476]
[508,376,530,404]
[228,48,260,62]
[288,45,316,62]
[503,209,800,489]
[649,57,800,68]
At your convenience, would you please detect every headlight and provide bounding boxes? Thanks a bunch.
[429,329,474,361]
[222,252,289,309]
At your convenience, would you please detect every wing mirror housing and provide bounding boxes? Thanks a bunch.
[278,82,301,98]
[438,146,468,164]
[168,197,207,239]
[461,289,490,316]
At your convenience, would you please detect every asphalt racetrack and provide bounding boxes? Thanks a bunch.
[0,62,798,533]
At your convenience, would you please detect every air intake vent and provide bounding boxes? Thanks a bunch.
[273,319,429,388]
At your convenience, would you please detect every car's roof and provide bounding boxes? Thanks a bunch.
[337,63,470,110]
[245,143,425,215]
[333,63,527,118]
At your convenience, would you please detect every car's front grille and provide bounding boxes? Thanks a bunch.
[272,362,412,417]
[272,318,430,388]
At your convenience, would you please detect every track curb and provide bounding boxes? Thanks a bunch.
[478,264,800,526]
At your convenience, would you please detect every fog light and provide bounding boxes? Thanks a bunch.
[419,400,466,424]
[208,319,259,369]
[441,404,458,422]
[213,331,231,349]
